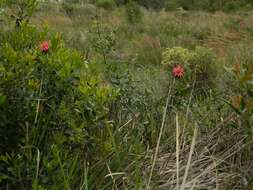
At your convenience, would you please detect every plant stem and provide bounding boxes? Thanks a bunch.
[147,78,175,189]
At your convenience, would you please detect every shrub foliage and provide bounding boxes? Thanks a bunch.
[0,4,116,188]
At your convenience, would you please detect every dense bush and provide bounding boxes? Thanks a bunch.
[165,0,181,11]
[229,62,253,131]
[61,2,74,17]
[95,0,116,9]
[135,0,167,9]
[61,0,253,10]
[115,0,253,11]
[0,19,116,188]
[125,0,142,24]
[162,46,217,95]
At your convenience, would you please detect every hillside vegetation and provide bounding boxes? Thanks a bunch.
[1,0,253,189]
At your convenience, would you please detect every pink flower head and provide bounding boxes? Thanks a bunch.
[39,41,50,53]
[172,65,184,78]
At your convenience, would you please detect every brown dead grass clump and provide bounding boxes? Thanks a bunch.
[145,113,253,190]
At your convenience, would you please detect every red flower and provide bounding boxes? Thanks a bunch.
[39,41,49,53]
[172,65,184,78]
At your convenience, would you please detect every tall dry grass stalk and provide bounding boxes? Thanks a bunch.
[179,122,198,190]
[147,78,175,189]
[176,113,180,190]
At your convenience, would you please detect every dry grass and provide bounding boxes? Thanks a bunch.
[144,114,252,190]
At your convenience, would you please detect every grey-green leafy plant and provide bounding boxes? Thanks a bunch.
[88,14,116,64]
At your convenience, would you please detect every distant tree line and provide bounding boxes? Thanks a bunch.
[59,0,253,11]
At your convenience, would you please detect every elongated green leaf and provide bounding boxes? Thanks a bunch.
[0,94,6,106]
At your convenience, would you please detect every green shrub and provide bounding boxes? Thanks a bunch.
[136,0,167,9]
[61,2,74,17]
[88,19,116,64]
[126,0,142,24]
[0,22,116,188]
[162,47,192,66]
[191,47,217,87]
[1,0,37,27]
[179,0,193,10]
[96,0,116,10]
[115,0,127,5]
[228,61,253,131]
[223,1,238,12]
[162,46,217,95]
[165,1,180,11]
